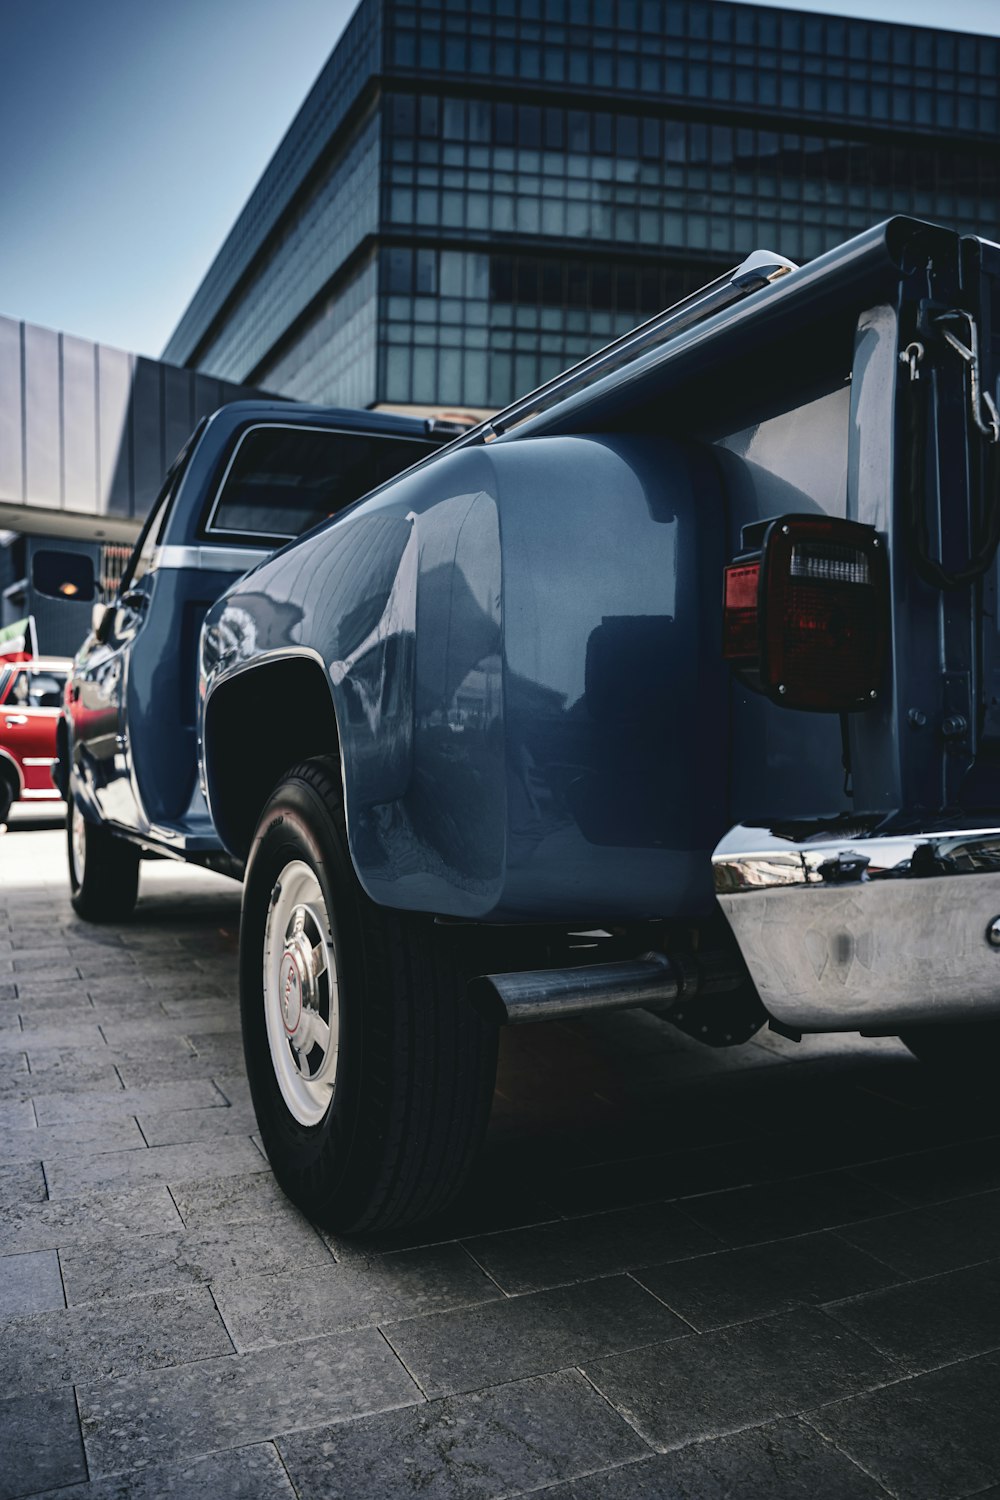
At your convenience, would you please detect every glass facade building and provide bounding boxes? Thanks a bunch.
[163,0,1000,414]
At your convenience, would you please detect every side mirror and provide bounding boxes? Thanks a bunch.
[32,549,96,603]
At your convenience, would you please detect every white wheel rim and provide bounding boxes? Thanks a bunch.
[71,803,86,886]
[262,860,341,1127]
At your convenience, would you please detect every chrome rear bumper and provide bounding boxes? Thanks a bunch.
[712,819,1000,1031]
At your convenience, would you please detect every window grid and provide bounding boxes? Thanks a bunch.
[378,248,710,408]
[168,0,1000,417]
[385,1,999,137]
[256,259,379,409]
[197,113,381,385]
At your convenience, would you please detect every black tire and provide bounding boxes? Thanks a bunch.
[68,799,141,922]
[0,772,14,826]
[239,756,498,1234]
[899,1020,1000,1079]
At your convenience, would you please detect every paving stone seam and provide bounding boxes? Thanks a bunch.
[78,1393,427,1487]
[377,1323,433,1399]
[557,1166,761,1209]
[663,1414,900,1496]
[380,1333,705,1407]
[343,1283,511,1340]
[599,1383,862,1458]
[666,1166,910,1213]
[380,1206,569,1251]
[756,1122,1000,1186]
[313,1227,339,1264]
[841,1164,1000,1212]
[212,1076,249,1108]
[454,1194,709,1246]
[827,1223,994,1281]
[53,1245,70,1314]
[627,1294,913,1341]
[796,1411,898,1499]
[585,1416,898,1499]
[652,1223,900,1273]
[574,1362,659,1452]
[563,1214,921,1266]
[825,1317,1000,1381]
[1,1278,246,1332]
[458,1241,514,1297]
[541,1190,885,1244]
[270,1437,303,1500]
[446,1248,797,1308]
[851,1236,1000,1284]
[801,1346,1000,1419]
[271,1389,433,1451]
[501,1452,663,1500]
[72,1381,92,1490]
[843,1128,1000,1166]
[164,1180,188,1229]
[206,1282,240,1359]
[621,1268,702,1333]
[822,1256,1000,1313]
[802,1303,915,1373]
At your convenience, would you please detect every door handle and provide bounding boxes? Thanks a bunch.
[4,715,27,726]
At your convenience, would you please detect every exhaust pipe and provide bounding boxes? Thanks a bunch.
[469,950,741,1026]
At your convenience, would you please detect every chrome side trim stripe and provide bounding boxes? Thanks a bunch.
[152,545,271,573]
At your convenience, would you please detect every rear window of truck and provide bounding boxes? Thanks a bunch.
[202,425,438,544]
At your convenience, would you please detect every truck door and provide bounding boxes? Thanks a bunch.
[125,421,439,830]
[70,463,181,830]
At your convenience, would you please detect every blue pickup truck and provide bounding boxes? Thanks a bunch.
[69,216,1000,1235]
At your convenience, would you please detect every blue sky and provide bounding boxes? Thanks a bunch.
[1,0,998,360]
[0,0,355,356]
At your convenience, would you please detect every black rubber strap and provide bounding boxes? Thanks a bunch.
[904,369,1000,591]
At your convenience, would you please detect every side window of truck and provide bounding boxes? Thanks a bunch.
[121,478,176,593]
[202,425,437,545]
[116,420,205,596]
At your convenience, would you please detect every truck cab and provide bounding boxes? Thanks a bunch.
[59,401,449,918]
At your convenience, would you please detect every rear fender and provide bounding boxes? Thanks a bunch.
[201,461,506,912]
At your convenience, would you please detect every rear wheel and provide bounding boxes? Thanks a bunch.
[239,756,498,1234]
[68,799,141,922]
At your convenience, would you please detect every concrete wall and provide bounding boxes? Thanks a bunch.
[0,315,269,543]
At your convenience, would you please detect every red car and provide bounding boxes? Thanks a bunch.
[0,657,71,824]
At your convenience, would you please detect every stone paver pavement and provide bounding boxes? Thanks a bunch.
[2,806,1000,1499]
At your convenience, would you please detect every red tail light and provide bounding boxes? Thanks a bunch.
[723,515,887,712]
[722,562,761,662]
